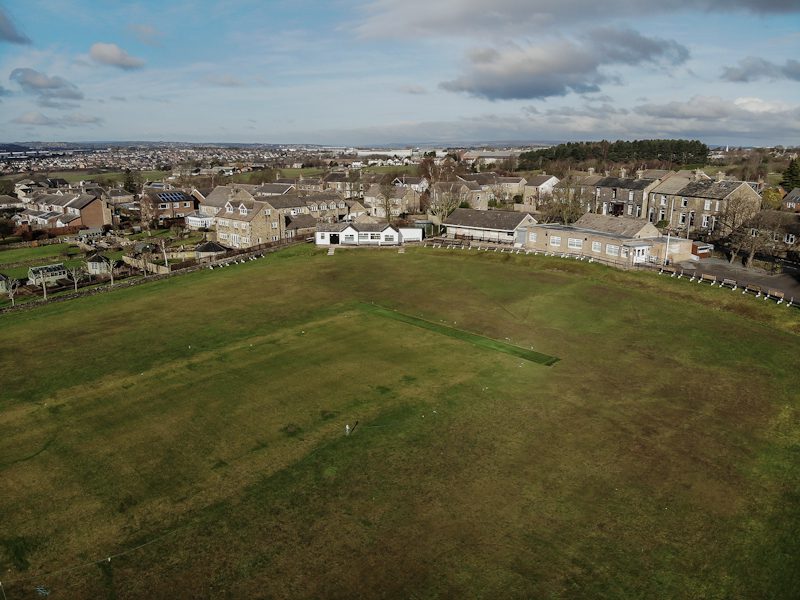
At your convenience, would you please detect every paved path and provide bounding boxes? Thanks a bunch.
[676,258,800,299]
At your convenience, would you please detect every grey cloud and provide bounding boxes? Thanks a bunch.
[397,84,427,95]
[90,42,145,70]
[0,7,30,44]
[128,23,163,46]
[9,68,84,107]
[356,0,799,38]
[440,30,689,100]
[721,56,800,82]
[636,96,736,120]
[10,111,103,127]
[110,96,127,102]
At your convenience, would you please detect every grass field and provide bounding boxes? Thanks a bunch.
[1,246,799,598]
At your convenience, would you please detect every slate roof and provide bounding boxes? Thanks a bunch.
[526,174,557,187]
[255,183,295,195]
[783,187,800,203]
[195,241,229,253]
[676,179,750,200]
[262,195,308,209]
[86,253,109,263]
[594,177,656,191]
[573,213,655,238]
[285,214,318,230]
[444,208,534,231]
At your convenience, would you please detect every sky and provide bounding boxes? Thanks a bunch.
[0,0,798,146]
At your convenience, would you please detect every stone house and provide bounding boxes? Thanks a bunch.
[215,198,284,249]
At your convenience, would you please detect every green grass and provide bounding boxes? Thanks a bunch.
[0,243,78,267]
[362,302,559,365]
[1,246,799,598]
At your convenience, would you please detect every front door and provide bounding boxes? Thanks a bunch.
[330,234,340,244]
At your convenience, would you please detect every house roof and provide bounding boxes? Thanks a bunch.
[86,253,109,263]
[195,241,229,253]
[526,174,557,187]
[784,187,800,203]
[444,208,534,231]
[286,214,318,230]
[68,194,99,210]
[573,213,655,237]
[263,194,309,209]
[594,176,656,191]
[255,183,295,195]
[676,179,751,200]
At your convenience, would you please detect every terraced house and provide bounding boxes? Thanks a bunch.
[215,198,284,249]
[669,173,761,236]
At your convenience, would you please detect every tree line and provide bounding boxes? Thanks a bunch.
[517,139,709,172]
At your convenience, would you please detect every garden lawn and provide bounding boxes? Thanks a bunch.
[1,245,799,599]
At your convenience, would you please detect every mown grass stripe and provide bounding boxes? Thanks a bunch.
[360,303,559,366]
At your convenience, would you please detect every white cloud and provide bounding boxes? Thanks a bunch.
[89,42,145,70]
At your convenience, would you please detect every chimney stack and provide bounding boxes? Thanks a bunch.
[694,168,703,181]
[716,171,725,182]
[587,167,595,175]
[620,168,627,179]
[636,169,644,179]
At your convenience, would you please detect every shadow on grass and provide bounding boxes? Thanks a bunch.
[360,303,559,366]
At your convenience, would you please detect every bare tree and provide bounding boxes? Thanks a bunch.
[6,278,20,307]
[429,185,464,232]
[539,179,591,224]
[66,265,85,292]
[379,182,397,223]
[34,271,47,301]
[719,194,761,263]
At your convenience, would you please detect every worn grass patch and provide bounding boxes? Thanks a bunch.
[361,302,559,366]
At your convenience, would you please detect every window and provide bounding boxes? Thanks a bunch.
[265,209,271,215]
[636,206,642,218]
[384,235,395,242]
[628,191,634,201]
[528,232,537,242]
[159,203,168,209]
[226,205,233,213]
[239,207,247,215]
[681,197,688,208]
[219,232,228,240]
[271,222,278,229]
[370,233,380,240]
[338,202,345,208]
[310,205,318,212]
[173,202,180,208]
[704,200,712,211]
[344,234,355,242]
[184,202,191,208]
[549,236,561,247]
[750,228,758,237]
[660,195,667,206]
[242,237,250,245]
[702,214,710,228]
[627,204,633,215]
[785,233,796,244]
[679,213,686,225]
[715,201,720,211]
[358,232,369,240]
[272,235,279,241]
[591,241,601,253]
[320,233,326,239]
[568,238,583,249]
[606,244,620,256]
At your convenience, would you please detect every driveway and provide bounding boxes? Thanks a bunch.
[676,257,800,299]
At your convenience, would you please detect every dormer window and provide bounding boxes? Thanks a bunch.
[226,204,233,213]
[239,206,247,215]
